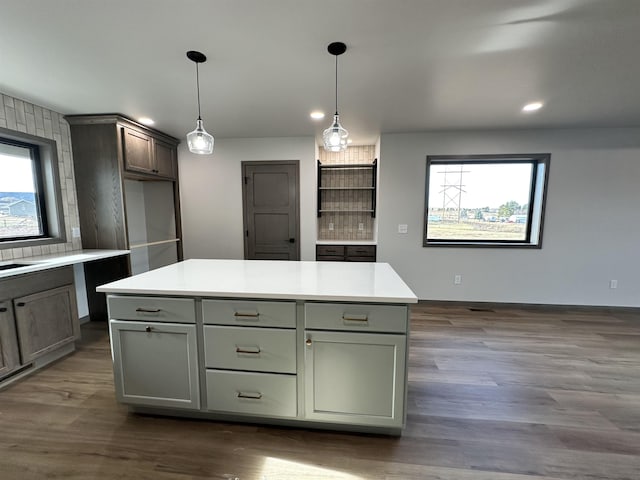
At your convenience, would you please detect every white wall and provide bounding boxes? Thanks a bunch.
[378,128,640,307]
[179,137,316,261]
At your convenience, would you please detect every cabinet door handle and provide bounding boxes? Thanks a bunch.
[145,326,152,333]
[236,346,261,354]
[237,391,262,400]
[136,307,162,314]
[305,338,312,346]
[342,314,368,322]
[0,307,7,313]
[233,312,260,318]
[16,302,26,307]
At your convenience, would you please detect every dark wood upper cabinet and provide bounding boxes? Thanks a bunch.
[121,125,177,180]
[122,126,154,174]
[153,139,177,179]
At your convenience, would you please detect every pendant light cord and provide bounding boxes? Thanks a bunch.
[334,54,339,116]
[196,62,202,120]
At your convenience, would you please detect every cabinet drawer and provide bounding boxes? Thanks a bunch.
[346,256,375,262]
[202,299,295,328]
[346,245,376,257]
[206,370,297,418]
[203,326,296,373]
[305,303,407,333]
[316,245,345,256]
[108,296,195,323]
[316,255,345,262]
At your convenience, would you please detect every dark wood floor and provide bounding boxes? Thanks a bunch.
[1,303,638,479]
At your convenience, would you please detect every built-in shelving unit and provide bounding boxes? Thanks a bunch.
[317,160,377,218]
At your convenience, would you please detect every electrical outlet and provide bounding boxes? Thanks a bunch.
[454,275,462,285]
[610,279,618,289]
[358,223,364,231]
[398,224,408,234]
[328,222,334,231]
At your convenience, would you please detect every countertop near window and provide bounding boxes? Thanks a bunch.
[0,249,130,279]
[97,258,417,304]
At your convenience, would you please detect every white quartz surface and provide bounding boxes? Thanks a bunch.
[97,259,418,303]
[0,249,130,279]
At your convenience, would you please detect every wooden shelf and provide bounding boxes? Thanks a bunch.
[319,187,375,191]
[319,209,375,214]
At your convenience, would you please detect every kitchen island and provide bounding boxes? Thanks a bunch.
[97,259,418,434]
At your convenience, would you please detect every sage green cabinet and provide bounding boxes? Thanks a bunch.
[303,330,406,428]
[109,319,200,410]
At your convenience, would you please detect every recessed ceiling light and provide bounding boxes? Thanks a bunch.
[138,117,155,125]
[310,111,325,120]
[522,102,543,112]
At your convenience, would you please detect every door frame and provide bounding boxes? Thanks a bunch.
[241,160,301,260]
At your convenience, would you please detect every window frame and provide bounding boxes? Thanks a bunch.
[0,126,66,250]
[423,153,550,248]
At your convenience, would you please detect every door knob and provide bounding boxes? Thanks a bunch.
[305,338,312,346]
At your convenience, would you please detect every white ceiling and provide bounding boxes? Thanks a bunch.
[1,0,640,145]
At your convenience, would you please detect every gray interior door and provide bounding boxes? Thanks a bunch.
[242,161,300,260]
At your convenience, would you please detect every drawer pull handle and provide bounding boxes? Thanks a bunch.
[0,307,7,313]
[16,302,26,307]
[236,346,261,354]
[237,391,262,400]
[305,338,312,346]
[136,307,162,314]
[342,314,368,322]
[233,312,260,318]
[145,326,152,333]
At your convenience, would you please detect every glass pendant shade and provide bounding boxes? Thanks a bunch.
[323,114,348,152]
[186,50,214,155]
[187,118,214,154]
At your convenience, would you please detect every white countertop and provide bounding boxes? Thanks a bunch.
[97,259,418,303]
[0,249,130,279]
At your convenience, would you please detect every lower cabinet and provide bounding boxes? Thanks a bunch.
[303,330,406,428]
[106,294,409,433]
[0,301,20,379]
[109,320,200,410]
[202,299,298,418]
[14,285,78,363]
[0,266,80,384]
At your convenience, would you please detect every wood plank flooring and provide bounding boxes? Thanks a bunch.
[0,303,638,479]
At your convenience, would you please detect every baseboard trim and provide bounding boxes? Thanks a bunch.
[416,299,640,314]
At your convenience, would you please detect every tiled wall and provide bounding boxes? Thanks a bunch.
[318,145,376,241]
[0,93,81,260]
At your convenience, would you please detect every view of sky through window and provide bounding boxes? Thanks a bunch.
[0,142,42,239]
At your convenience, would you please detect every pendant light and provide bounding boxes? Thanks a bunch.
[323,42,349,152]
[186,50,214,155]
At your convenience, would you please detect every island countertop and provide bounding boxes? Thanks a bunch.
[97,259,418,303]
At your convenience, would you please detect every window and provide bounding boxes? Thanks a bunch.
[424,154,550,248]
[0,127,66,249]
[0,139,48,240]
